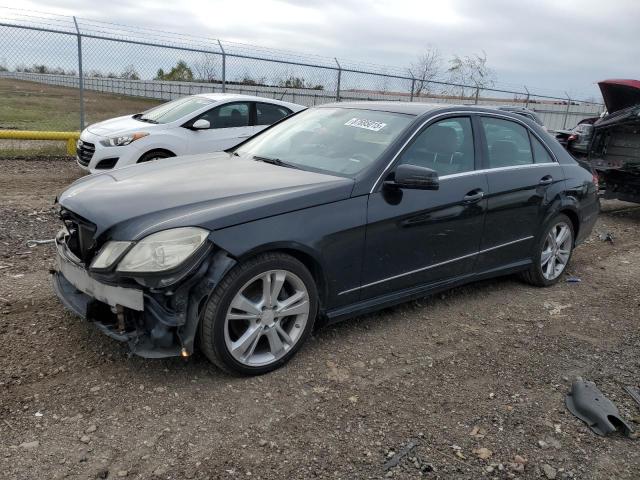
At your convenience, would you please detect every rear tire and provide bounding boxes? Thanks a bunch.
[199,252,318,376]
[521,213,575,287]
[137,150,174,163]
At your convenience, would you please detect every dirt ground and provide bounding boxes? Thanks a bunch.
[1,158,639,480]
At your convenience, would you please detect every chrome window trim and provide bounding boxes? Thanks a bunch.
[370,110,558,193]
[338,235,534,296]
[438,162,561,181]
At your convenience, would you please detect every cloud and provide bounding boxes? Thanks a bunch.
[7,0,640,98]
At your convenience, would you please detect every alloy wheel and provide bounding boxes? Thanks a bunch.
[541,221,573,280]
[224,269,310,367]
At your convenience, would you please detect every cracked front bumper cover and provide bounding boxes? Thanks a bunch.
[55,239,143,311]
[52,238,238,359]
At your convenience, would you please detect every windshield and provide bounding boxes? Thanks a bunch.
[138,96,213,124]
[235,107,414,176]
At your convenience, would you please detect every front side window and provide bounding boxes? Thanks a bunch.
[398,117,475,176]
[481,117,533,168]
[256,103,292,126]
[139,97,213,124]
[235,107,414,176]
[199,102,250,129]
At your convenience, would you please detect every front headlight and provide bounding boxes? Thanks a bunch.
[90,241,132,269]
[100,132,149,147]
[116,227,209,273]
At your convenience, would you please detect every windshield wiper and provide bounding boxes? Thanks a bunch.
[253,155,299,169]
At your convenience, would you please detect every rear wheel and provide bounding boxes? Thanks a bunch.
[521,214,574,287]
[199,253,318,375]
[137,150,174,163]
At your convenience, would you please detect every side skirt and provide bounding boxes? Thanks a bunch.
[323,259,531,325]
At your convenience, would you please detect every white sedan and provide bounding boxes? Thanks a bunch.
[76,94,305,173]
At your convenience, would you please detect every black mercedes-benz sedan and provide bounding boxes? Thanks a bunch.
[53,102,599,375]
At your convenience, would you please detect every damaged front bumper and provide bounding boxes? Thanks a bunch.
[52,236,236,358]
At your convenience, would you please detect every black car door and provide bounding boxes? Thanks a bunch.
[474,115,562,272]
[355,115,488,300]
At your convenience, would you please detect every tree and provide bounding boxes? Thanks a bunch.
[120,64,140,80]
[155,60,194,81]
[279,76,306,89]
[446,50,496,98]
[409,46,443,97]
[276,75,323,90]
[193,54,218,82]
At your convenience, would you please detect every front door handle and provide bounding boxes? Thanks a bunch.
[463,189,484,203]
[539,175,553,186]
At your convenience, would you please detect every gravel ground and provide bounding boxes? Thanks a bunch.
[1,158,639,480]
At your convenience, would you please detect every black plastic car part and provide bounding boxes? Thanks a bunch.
[565,378,633,437]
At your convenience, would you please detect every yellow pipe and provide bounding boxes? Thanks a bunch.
[0,130,81,155]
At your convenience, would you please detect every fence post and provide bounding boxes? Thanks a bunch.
[410,77,415,102]
[334,58,341,102]
[217,39,226,93]
[524,85,530,108]
[73,16,85,131]
[563,92,571,129]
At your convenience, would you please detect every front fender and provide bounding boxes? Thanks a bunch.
[135,133,189,157]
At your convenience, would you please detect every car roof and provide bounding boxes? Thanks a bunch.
[318,101,445,115]
[494,105,533,112]
[194,93,304,110]
[316,101,545,122]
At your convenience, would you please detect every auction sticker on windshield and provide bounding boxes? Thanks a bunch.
[344,118,387,131]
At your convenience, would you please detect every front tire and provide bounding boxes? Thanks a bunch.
[137,150,174,163]
[199,253,318,375]
[521,214,575,287]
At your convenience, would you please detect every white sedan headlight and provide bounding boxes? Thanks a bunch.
[116,228,209,273]
[100,132,149,147]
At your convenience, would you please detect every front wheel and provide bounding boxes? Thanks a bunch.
[521,214,575,287]
[137,150,174,163]
[199,253,318,375]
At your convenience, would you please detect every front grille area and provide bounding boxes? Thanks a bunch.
[60,209,97,264]
[76,140,95,166]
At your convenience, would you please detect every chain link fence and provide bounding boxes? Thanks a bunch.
[0,8,604,138]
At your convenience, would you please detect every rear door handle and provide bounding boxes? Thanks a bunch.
[463,189,484,203]
[539,175,553,185]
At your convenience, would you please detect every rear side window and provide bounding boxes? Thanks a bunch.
[256,103,291,126]
[531,136,554,163]
[481,117,533,168]
[398,117,475,176]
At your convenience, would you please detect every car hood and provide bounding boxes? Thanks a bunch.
[86,115,164,137]
[598,79,640,114]
[58,153,354,241]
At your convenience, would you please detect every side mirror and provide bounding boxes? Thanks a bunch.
[385,164,439,190]
[192,119,210,130]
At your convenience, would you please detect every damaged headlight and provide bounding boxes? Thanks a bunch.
[116,227,209,273]
[90,241,132,270]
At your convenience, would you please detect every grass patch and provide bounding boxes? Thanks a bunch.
[0,77,161,132]
[0,78,162,157]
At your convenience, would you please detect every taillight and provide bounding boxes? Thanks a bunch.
[568,134,577,141]
[592,171,599,190]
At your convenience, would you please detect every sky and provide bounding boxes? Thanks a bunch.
[3,0,639,100]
